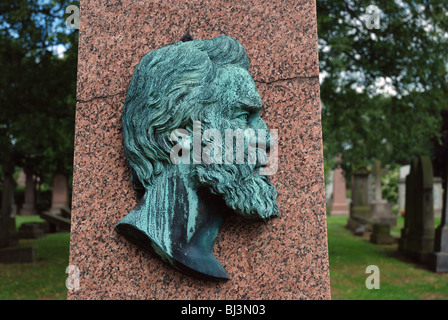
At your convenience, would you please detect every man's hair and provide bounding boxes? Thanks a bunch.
[122,35,250,190]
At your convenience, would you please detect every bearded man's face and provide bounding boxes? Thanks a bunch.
[192,66,279,220]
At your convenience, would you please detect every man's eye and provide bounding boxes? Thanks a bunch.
[237,114,249,122]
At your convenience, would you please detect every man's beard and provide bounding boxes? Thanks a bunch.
[192,152,279,220]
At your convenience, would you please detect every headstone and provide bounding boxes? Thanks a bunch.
[370,222,395,245]
[428,167,448,272]
[0,160,35,263]
[40,211,71,232]
[0,247,35,264]
[433,177,443,218]
[16,169,26,187]
[19,167,36,216]
[49,174,69,215]
[369,160,396,227]
[17,222,45,239]
[399,159,417,252]
[398,165,410,215]
[330,155,349,216]
[346,166,371,233]
[398,165,442,218]
[0,162,18,248]
[68,0,330,299]
[399,156,435,263]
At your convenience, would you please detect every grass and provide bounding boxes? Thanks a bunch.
[1,214,447,300]
[327,215,448,300]
[0,216,70,300]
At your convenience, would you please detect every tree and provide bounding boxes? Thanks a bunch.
[0,0,78,195]
[317,0,448,177]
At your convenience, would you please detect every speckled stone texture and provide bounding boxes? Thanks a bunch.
[68,0,330,299]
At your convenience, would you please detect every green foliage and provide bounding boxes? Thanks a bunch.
[381,165,399,206]
[317,0,448,175]
[0,0,78,184]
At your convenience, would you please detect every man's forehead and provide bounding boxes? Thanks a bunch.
[217,66,262,108]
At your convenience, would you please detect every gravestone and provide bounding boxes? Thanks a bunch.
[428,165,448,272]
[0,247,36,264]
[330,155,349,216]
[68,0,330,299]
[0,159,35,263]
[370,222,395,245]
[49,173,69,215]
[433,177,443,218]
[41,211,71,232]
[17,222,45,239]
[399,156,435,263]
[397,165,410,215]
[369,160,396,227]
[398,165,442,218]
[16,169,26,187]
[19,167,36,216]
[346,166,371,233]
[399,160,417,253]
[0,161,18,248]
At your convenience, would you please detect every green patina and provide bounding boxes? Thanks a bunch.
[115,35,279,280]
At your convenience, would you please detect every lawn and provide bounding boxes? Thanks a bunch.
[1,215,447,300]
[0,216,70,300]
[327,215,448,300]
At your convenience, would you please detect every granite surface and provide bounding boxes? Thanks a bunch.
[69,0,330,299]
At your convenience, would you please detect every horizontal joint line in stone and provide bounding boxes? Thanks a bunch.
[255,75,319,85]
[77,90,127,103]
[76,75,319,103]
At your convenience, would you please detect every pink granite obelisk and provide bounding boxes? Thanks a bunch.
[68,0,330,299]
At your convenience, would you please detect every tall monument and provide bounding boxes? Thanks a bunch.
[68,0,330,299]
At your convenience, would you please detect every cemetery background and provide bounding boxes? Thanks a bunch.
[1,0,448,300]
